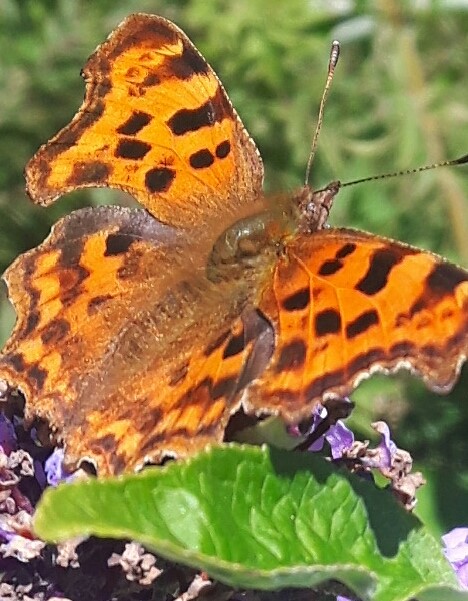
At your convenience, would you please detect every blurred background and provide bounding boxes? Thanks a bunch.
[0,0,467,534]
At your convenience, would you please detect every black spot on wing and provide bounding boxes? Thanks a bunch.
[318,259,342,276]
[189,149,214,169]
[275,339,307,373]
[408,298,426,317]
[215,140,231,159]
[21,286,40,336]
[346,309,379,339]
[167,88,228,136]
[223,330,246,359]
[427,263,467,294]
[170,43,210,79]
[315,309,342,337]
[115,139,151,160]
[145,167,176,193]
[27,364,47,391]
[104,232,135,256]
[23,311,40,337]
[40,319,70,345]
[67,161,111,187]
[141,72,160,87]
[58,266,90,306]
[3,353,26,373]
[117,111,152,135]
[317,242,358,276]
[168,103,212,136]
[397,260,467,324]
[282,287,310,311]
[356,249,402,296]
[335,243,357,259]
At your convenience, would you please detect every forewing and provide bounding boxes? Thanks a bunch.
[25,14,263,229]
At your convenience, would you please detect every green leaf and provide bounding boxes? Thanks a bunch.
[34,444,466,601]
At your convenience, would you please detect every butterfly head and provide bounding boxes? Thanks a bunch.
[292,180,341,234]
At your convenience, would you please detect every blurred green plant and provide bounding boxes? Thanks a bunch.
[0,0,467,533]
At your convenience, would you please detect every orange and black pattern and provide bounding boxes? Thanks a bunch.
[0,14,466,475]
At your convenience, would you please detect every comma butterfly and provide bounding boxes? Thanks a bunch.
[0,14,466,475]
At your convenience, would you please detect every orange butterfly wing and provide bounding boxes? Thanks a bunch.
[246,228,468,420]
[25,13,263,230]
[0,204,272,474]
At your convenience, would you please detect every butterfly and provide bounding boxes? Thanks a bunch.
[0,13,466,475]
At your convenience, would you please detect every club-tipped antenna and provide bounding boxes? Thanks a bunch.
[304,40,340,186]
[338,154,468,188]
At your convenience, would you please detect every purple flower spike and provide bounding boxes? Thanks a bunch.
[44,449,74,487]
[0,414,17,455]
[326,421,355,460]
[442,527,468,589]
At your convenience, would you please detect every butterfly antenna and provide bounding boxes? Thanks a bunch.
[304,40,340,187]
[313,154,468,194]
[338,154,468,188]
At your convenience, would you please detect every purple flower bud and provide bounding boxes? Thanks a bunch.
[44,449,74,487]
[374,421,397,468]
[442,527,468,589]
[304,402,354,458]
[326,421,355,460]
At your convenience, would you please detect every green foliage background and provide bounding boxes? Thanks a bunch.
[0,0,467,534]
